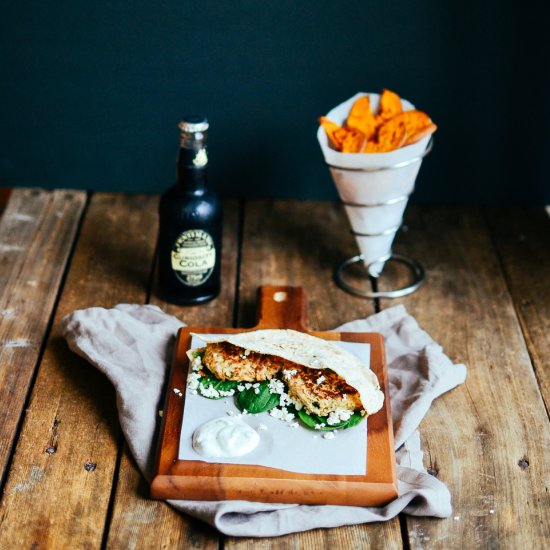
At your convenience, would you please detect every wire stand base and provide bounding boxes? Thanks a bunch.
[335,253,425,299]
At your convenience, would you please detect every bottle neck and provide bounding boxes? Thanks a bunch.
[176,145,208,192]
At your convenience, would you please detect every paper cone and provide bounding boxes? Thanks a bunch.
[317,92,432,277]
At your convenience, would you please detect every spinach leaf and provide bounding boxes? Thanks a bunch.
[192,349,205,359]
[198,376,238,399]
[296,409,364,431]
[236,381,280,414]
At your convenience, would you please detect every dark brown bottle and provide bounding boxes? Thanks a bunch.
[157,116,222,304]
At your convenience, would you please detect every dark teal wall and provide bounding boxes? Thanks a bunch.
[1,1,548,204]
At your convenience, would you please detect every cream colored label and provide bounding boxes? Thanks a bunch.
[193,148,208,167]
[171,229,216,286]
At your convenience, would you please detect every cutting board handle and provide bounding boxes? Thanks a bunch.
[254,286,308,331]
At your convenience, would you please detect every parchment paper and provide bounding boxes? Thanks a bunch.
[178,335,371,475]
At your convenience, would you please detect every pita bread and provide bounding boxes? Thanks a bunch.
[191,329,384,415]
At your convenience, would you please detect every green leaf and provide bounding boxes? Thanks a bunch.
[236,381,280,414]
[296,409,364,431]
[198,376,238,399]
[192,350,205,359]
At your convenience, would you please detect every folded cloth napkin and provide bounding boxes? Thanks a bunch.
[61,304,467,537]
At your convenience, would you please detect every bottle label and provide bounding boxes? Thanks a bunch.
[171,229,216,287]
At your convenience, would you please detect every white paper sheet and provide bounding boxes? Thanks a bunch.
[178,335,371,475]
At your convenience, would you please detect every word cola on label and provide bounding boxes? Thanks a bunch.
[171,229,216,286]
[158,116,223,304]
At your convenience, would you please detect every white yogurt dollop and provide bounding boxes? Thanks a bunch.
[192,416,260,458]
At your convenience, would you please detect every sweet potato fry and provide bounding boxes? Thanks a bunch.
[319,116,345,150]
[389,110,432,140]
[339,127,367,153]
[405,122,437,145]
[377,89,402,122]
[371,121,408,152]
[319,89,437,154]
[346,96,377,140]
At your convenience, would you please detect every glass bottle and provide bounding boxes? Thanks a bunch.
[157,116,222,304]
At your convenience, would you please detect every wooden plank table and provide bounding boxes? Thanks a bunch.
[0,189,548,549]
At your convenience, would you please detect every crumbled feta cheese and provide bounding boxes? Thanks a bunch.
[323,432,335,440]
[199,384,220,398]
[326,409,353,425]
[191,356,202,371]
[283,369,297,380]
[268,379,285,394]
[279,392,292,407]
[227,410,234,416]
[316,375,326,385]
[269,406,295,423]
[237,384,245,391]
[254,388,260,394]
[187,372,201,391]
[244,349,251,356]
[290,422,299,429]
[314,423,326,430]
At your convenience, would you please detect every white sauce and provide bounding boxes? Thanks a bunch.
[192,416,260,458]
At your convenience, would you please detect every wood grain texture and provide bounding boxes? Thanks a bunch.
[486,208,550,415]
[237,200,377,329]
[105,200,240,549]
[379,206,550,549]
[225,525,403,550]
[0,194,157,548]
[233,200,402,548]
[0,188,86,485]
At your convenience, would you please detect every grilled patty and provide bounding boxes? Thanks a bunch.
[285,366,362,416]
[202,342,283,382]
[201,342,362,415]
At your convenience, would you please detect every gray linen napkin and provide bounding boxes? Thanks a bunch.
[61,304,467,537]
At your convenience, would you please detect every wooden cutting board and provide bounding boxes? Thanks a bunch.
[151,285,397,506]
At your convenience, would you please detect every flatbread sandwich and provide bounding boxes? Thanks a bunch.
[186,329,384,432]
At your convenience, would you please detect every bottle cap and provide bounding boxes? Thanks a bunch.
[179,116,209,133]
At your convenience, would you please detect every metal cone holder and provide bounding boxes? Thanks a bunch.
[331,139,433,299]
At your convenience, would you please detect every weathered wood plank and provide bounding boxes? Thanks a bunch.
[227,200,402,549]
[378,206,550,549]
[0,193,157,548]
[486,208,550,415]
[104,200,240,549]
[0,188,86,486]
[226,525,402,550]
[107,447,221,550]
[237,200,377,329]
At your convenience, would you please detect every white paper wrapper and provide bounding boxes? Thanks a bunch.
[179,335,371,475]
[317,92,431,276]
